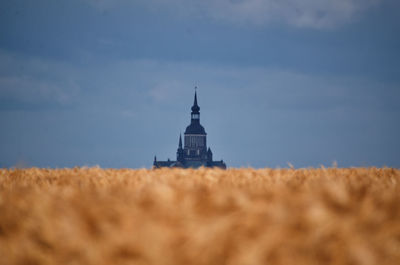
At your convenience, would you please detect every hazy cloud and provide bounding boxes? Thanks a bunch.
[1,50,398,167]
[0,51,80,110]
[86,0,381,29]
[1,47,393,113]
[206,0,381,28]
[149,81,189,103]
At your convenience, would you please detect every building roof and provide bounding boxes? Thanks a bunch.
[184,123,206,135]
[210,161,226,169]
[184,160,207,168]
[154,159,226,169]
[153,161,175,168]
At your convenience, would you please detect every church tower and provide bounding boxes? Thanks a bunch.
[153,89,226,169]
[183,91,207,161]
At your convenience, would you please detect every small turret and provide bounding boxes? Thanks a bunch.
[177,134,185,163]
[207,147,213,162]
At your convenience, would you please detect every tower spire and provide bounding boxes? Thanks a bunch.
[194,87,198,106]
[177,133,184,163]
[191,89,200,113]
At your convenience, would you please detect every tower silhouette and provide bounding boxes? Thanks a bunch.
[153,90,226,169]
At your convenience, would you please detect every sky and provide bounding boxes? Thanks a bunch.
[0,0,399,168]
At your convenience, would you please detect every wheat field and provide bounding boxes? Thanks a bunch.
[0,167,399,265]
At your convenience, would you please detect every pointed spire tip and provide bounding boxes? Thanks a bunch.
[178,133,182,148]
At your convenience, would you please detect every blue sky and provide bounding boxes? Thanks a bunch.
[0,0,399,168]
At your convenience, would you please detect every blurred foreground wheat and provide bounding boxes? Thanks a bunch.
[1,167,400,265]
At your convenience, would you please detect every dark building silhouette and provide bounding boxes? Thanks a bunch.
[153,91,226,169]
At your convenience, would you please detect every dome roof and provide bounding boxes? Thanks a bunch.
[185,123,206,134]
